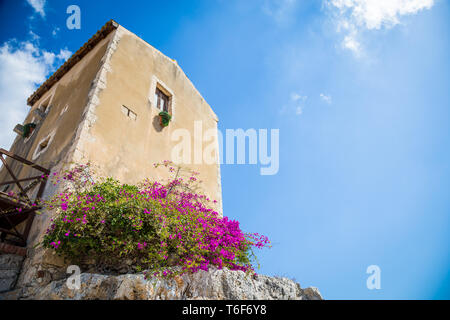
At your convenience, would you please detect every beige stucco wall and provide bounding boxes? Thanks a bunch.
[2,24,222,288]
[75,26,222,211]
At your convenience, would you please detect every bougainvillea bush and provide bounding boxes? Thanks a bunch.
[40,161,270,277]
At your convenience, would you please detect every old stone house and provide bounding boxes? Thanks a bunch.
[0,20,222,292]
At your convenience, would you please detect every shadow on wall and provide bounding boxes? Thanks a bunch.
[152,115,164,133]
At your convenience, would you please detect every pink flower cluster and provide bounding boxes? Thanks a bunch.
[42,162,271,277]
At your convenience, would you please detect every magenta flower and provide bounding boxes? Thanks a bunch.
[42,162,270,277]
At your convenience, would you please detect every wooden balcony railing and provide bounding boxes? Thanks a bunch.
[0,148,49,246]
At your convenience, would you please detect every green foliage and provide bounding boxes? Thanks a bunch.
[158,111,172,127]
[22,123,36,138]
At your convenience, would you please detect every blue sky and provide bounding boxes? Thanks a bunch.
[0,0,449,299]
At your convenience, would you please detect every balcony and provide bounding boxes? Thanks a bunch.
[0,148,49,247]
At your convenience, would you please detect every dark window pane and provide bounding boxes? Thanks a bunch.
[156,87,170,112]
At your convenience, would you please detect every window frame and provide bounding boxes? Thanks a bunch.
[31,129,56,160]
[148,75,175,120]
[37,90,55,115]
[155,87,170,112]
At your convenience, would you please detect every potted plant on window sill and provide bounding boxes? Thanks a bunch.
[158,111,172,127]
[22,123,36,138]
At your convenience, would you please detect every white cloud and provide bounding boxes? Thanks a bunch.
[0,40,71,149]
[286,91,307,116]
[291,92,307,102]
[320,93,332,104]
[330,0,434,30]
[27,0,46,18]
[327,0,435,55]
[28,30,40,41]
[57,49,72,61]
[42,51,56,65]
[342,35,361,55]
[41,48,72,66]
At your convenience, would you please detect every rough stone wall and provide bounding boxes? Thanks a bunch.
[0,254,25,293]
[0,268,323,300]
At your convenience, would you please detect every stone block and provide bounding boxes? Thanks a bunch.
[0,254,24,270]
[0,277,17,293]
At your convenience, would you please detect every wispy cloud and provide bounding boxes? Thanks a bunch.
[263,0,298,25]
[293,95,306,114]
[28,30,40,41]
[280,91,307,116]
[326,0,435,56]
[0,39,71,148]
[27,0,46,18]
[320,93,332,104]
[291,92,307,102]
[52,27,61,37]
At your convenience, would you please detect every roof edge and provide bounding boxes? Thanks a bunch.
[27,19,119,106]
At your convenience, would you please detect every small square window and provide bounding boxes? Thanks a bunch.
[38,136,50,152]
[32,129,55,160]
[149,76,175,120]
[155,87,170,113]
[39,96,51,114]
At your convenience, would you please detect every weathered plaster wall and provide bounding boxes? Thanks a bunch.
[0,33,114,246]
[7,33,116,288]
[75,26,223,212]
[0,32,115,187]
